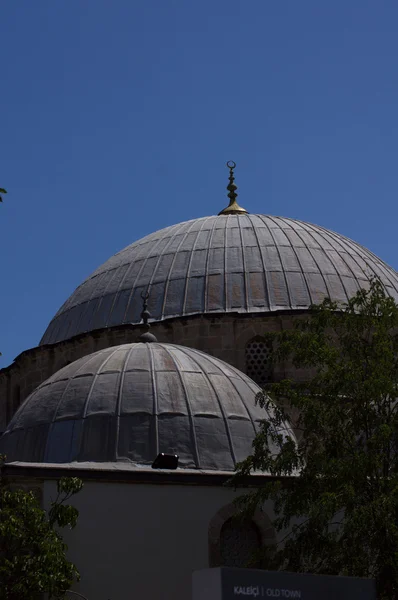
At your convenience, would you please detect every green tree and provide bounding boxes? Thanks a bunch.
[235,279,398,599]
[0,188,6,202]
[0,461,83,599]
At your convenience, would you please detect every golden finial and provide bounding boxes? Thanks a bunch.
[218,161,248,216]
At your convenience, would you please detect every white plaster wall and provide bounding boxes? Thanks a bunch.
[44,479,273,600]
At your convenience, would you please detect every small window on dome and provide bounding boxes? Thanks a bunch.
[245,336,272,386]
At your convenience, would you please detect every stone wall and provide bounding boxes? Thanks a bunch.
[0,313,306,432]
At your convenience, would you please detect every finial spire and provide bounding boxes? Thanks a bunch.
[227,160,238,204]
[141,291,150,326]
[218,161,248,216]
[138,290,158,343]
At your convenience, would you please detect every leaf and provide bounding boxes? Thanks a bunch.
[0,477,83,598]
[233,277,398,599]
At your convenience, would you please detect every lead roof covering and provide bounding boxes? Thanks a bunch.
[40,214,398,345]
[0,343,280,470]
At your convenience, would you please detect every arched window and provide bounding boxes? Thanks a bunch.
[208,502,276,569]
[220,517,262,568]
[245,336,273,386]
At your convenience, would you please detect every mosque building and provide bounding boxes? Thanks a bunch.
[1,162,397,600]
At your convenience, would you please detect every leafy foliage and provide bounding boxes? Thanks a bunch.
[0,188,6,202]
[0,459,83,599]
[234,279,398,598]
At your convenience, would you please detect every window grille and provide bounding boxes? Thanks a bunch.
[245,337,272,386]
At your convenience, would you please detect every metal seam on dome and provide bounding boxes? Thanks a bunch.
[314,230,361,294]
[369,257,398,293]
[67,275,107,340]
[223,214,229,312]
[81,347,121,420]
[312,219,398,294]
[165,344,200,468]
[66,271,110,340]
[53,278,83,317]
[42,316,55,345]
[122,220,189,325]
[126,221,189,324]
[159,219,199,320]
[267,215,312,308]
[279,217,332,304]
[236,212,250,311]
[76,268,121,339]
[180,346,237,468]
[302,215,398,296]
[39,215,398,346]
[62,307,80,342]
[293,223,343,304]
[257,214,293,310]
[203,216,222,313]
[5,385,41,435]
[119,236,170,325]
[322,231,376,288]
[73,273,109,339]
[294,218,353,264]
[296,218,360,304]
[114,345,136,461]
[1,342,276,469]
[42,352,107,462]
[352,253,386,286]
[201,351,258,437]
[46,314,61,346]
[82,296,104,338]
[248,214,271,310]
[303,219,363,265]
[307,218,375,301]
[359,249,391,280]
[346,234,398,280]
[44,217,200,343]
[74,271,115,337]
[147,342,159,458]
[106,260,143,328]
[137,220,199,321]
[181,216,213,316]
[52,353,102,420]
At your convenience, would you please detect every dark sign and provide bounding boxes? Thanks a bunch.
[192,568,376,600]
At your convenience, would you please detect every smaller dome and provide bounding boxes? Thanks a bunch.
[0,343,288,471]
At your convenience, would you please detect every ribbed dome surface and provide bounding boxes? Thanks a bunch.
[0,343,279,470]
[41,214,398,345]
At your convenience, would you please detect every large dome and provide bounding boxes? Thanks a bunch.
[41,214,398,345]
[0,342,281,471]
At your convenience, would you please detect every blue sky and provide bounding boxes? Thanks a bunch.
[1,1,398,367]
